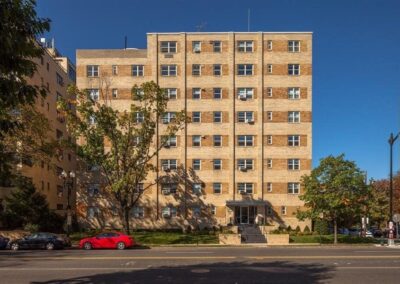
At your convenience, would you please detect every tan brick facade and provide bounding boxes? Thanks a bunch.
[76,32,312,230]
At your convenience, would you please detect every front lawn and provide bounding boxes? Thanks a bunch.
[290,234,381,244]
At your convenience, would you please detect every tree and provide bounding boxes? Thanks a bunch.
[0,0,50,181]
[297,154,369,244]
[58,81,187,233]
[1,176,64,231]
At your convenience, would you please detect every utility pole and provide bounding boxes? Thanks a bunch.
[388,132,399,246]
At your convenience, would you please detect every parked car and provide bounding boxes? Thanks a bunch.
[348,228,360,236]
[371,228,383,238]
[9,232,66,250]
[79,232,135,250]
[0,235,10,249]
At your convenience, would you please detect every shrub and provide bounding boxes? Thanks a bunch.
[287,225,293,232]
[314,219,329,235]
[303,225,311,235]
[295,225,301,233]
[24,223,39,233]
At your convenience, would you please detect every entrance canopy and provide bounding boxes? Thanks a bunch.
[226,200,267,207]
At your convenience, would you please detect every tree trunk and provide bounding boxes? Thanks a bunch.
[333,218,338,245]
[123,207,130,235]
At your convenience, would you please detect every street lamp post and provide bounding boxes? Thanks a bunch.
[388,132,399,246]
[60,170,75,237]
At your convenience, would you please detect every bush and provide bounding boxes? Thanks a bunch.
[295,225,301,233]
[314,219,329,235]
[286,225,293,232]
[24,223,39,233]
[303,225,311,235]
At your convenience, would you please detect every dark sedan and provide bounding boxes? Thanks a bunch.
[0,235,10,249]
[10,232,65,250]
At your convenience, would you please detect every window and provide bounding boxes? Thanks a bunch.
[237,111,253,123]
[213,88,222,99]
[88,89,99,101]
[267,40,273,51]
[288,111,300,123]
[162,206,177,218]
[213,111,222,123]
[87,65,99,77]
[267,64,273,74]
[288,87,300,99]
[266,159,272,169]
[238,159,253,170]
[193,184,202,195]
[161,65,177,76]
[131,206,144,218]
[87,206,100,219]
[192,159,201,170]
[213,41,221,52]
[112,89,118,99]
[288,135,300,146]
[237,41,253,52]
[164,135,177,147]
[267,87,273,97]
[288,40,300,52]
[161,159,177,171]
[211,205,217,215]
[267,182,272,192]
[237,64,253,76]
[133,88,144,100]
[213,183,222,194]
[160,41,177,53]
[238,135,254,147]
[213,159,222,170]
[237,88,253,100]
[281,206,287,215]
[133,112,144,123]
[267,111,273,121]
[192,64,201,76]
[288,159,300,170]
[213,64,222,76]
[192,112,201,123]
[112,65,118,75]
[288,183,300,194]
[238,183,253,194]
[192,88,201,99]
[288,64,300,75]
[266,206,273,216]
[161,112,176,124]
[192,41,201,53]
[56,73,64,86]
[166,88,177,100]
[161,183,178,194]
[192,135,201,147]
[87,184,100,197]
[266,135,272,145]
[213,135,222,147]
[57,185,63,197]
[132,65,144,76]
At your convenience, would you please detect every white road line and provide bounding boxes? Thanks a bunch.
[165,251,214,254]
[0,268,146,271]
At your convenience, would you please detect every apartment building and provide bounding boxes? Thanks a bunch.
[0,39,77,215]
[76,32,312,230]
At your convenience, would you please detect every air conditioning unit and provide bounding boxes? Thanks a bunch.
[193,47,201,53]
[239,189,246,194]
[162,166,171,172]
[245,118,254,124]
[239,166,247,172]
[162,212,171,218]
[238,94,247,100]
[162,189,170,195]
[162,119,169,124]
[164,143,170,148]
[164,54,173,58]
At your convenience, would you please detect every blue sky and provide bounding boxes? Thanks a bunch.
[37,0,400,180]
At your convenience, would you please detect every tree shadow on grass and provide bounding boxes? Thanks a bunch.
[31,260,335,284]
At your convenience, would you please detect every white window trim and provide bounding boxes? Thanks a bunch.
[213,159,222,170]
[192,111,201,123]
[213,183,222,194]
[288,87,300,100]
[192,159,201,170]
[267,182,273,192]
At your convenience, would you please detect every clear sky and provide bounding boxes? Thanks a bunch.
[36,0,400,180]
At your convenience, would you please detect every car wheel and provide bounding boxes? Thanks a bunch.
[83,242,92,250]
[117,242,126,250]
[10,243,19,251]
[46,242,55,250]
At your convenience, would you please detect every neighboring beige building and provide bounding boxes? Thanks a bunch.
[0,39,77,216]
[76,32,312,231]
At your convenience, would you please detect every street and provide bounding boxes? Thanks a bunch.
[0,246,400,283]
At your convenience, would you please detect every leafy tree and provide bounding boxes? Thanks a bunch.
[1,176,64,231]
[58,81,187,233]
[0,0,50,181]
[297,154,369,244]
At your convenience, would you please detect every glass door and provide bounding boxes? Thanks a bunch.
[240,206,249,224]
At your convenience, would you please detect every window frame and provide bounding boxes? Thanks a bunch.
[86,65,99,77]
[213,135,222,147]
[288,159,300,170]
[288,40,301,52]
[161,65,177,76]
[238,135,254,147]
[237,64,254,76]
[288,135,300,147]
[288,64,300,76]
[288,183,300,194]
[132,65,144,77]
[192,111,201,123]
[213,111,222,123]
[192,64,201,76]
[213,159,222,170]
[213,88,222,99]
[288,111,301,123]
[237,41,253,52]
[237,183,253,194]
[213,183,222,194]
[192,88,201,99]
[213,64,222,76]
[213,41,222,52]
[160,41,177,53]
[192,159,201,170]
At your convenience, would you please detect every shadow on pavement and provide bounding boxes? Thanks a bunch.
[31,261,335,284]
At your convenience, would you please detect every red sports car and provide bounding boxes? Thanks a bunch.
[79,232,134,250]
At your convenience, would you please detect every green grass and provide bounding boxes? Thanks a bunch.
[70,231,219,245]
[290,234,381,244]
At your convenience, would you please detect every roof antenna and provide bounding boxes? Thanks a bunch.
[247,9,251,32]
[196,22,207,32]
[124,36,127,49]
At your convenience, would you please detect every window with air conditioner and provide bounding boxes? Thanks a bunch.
[192,41,201,53]
[237,88,253,100]
[288,87,300,99]
[238,159,253,171]
[192,64,201,76]
[88,89,99,101]
[237,111,253,123]
[266,182,272,192]
[193,184,202,195]
[288,111,300,123]
[192,135,201,147]
[192,88,201,99]
[112,89,118,99]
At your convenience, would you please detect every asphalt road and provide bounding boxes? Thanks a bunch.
[1,246,400,283]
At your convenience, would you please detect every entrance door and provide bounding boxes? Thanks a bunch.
[240,206,249,224]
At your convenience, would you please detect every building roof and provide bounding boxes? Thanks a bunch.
[76,49,147,58]
[147,31,313,35]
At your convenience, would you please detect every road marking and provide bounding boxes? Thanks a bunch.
[338,267,400,269]
[165,251,214,254]
[0,268,145,271]
[246,255,400,260]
